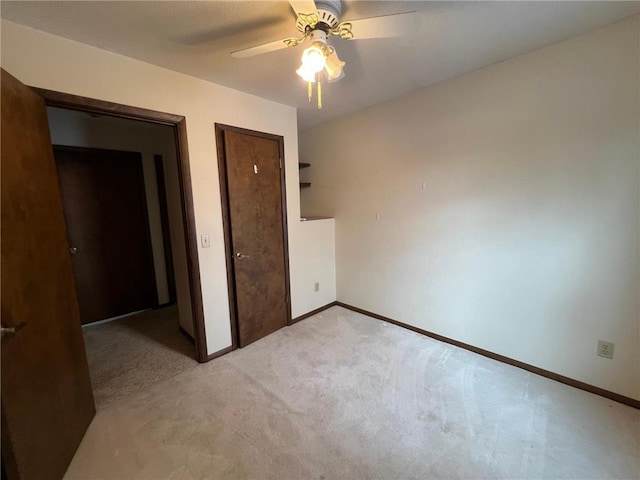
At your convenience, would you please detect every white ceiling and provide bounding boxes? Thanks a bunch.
[2,1,638,130]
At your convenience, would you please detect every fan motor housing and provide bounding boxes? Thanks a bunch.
[296,0,342,33]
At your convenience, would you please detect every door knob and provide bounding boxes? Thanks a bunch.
[235,252,251,259]
[1,322,27,338]
[69,247,79,255]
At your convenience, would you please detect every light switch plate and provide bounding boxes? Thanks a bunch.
[201,234,210,248]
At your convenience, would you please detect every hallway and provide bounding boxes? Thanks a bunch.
[83,306,196,409]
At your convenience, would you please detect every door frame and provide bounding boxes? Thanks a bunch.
[214,123,292,350]
[154,154,178,306]
[33,87,209,362]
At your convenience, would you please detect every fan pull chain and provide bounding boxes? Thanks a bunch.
[305,74,322,109]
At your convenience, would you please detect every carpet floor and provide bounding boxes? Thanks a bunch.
[67,306,639,479]
[82,305,197,409]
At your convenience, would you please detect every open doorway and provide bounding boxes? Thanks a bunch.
[41,96,207,408]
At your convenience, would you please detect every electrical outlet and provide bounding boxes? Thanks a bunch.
[314,282,320,292]
[597,340,614,359]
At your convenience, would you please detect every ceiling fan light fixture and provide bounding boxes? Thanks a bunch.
[296,43,326,82]
[324,49,345,82]
[296,64,317,83]
[294,29,341,109]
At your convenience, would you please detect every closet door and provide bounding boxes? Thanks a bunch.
[219,126,291,347]
[54,146,157,324]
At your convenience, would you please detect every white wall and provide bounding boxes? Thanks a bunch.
[1,20,336,355]
[290,219,336,317]
[300,16,639,400]
[47,107,173,306]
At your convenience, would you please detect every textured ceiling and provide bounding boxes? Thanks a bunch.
[2,1,638,129]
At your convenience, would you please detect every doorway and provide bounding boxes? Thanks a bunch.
[1,70,209,480]
[35,89,208,363]
[46,106,203,408]
[215,124,291,348]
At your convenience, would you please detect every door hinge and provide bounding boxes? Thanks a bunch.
[279,158,282,169]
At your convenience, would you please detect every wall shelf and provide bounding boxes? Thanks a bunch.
[299,162,310,188]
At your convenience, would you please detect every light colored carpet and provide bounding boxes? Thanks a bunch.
[67,306,639,479]
[82,305,197,409]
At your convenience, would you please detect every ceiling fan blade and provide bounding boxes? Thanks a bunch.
[347,12,421,39]
[289,0,318,17]
[231,39,291,59]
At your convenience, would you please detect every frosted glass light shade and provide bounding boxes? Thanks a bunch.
[325,50,345,82]
[296,44,327,82]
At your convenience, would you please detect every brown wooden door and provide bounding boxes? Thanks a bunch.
[1,69,95,480]
[54,146,157,324]
[222,128,290,347]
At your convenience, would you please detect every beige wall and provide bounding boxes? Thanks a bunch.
[300,16,639,400]
[1,20,336,355]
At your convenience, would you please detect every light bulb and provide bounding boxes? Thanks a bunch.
[296,63,317,82]
[296,45,327,82]
[302,46,326,73]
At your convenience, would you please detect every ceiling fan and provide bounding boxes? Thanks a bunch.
[231,0,420,108]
